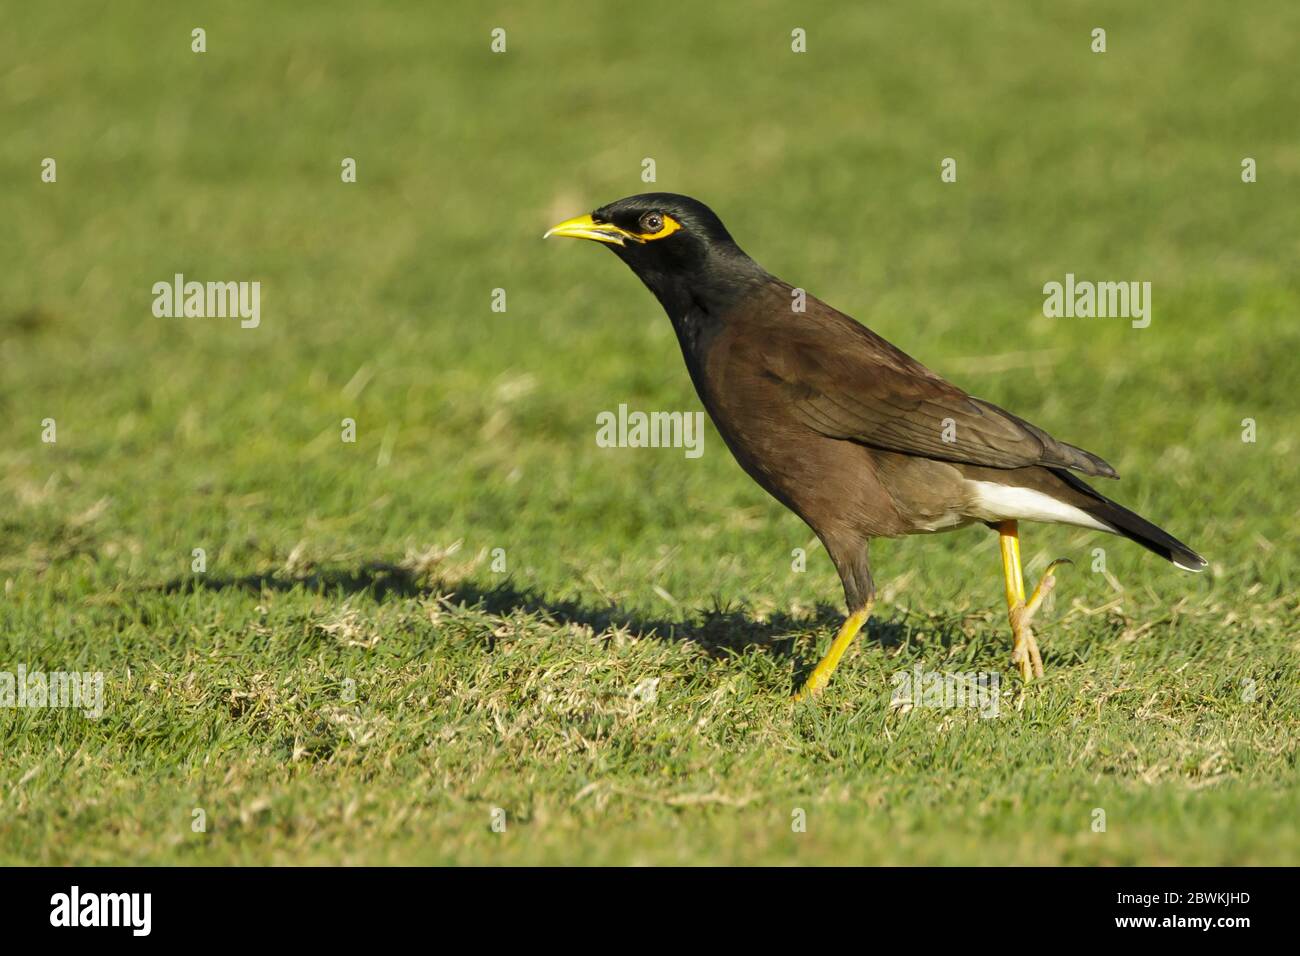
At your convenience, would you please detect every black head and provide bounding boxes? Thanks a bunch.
[545,193,767,318]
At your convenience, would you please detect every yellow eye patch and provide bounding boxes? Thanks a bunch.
[632,214,682,242]
[544,212,682,247]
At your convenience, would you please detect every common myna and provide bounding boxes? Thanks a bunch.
[545,193,1206,698]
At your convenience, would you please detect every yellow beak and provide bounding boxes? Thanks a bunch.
[543,213,639,247]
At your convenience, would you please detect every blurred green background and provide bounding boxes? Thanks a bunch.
[1,1,1296,864]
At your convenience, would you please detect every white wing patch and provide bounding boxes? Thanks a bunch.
[966,480,1113,531]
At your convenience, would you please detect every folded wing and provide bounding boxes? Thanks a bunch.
[761,290,1118,479]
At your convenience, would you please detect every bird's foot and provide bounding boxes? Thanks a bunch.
[1008,558,1071,681]
[790,675,825,703]
[791,604,872,701]
[1009,613,1043,681]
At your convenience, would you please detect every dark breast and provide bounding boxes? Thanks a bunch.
[674,309,910,543]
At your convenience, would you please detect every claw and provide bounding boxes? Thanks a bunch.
[1024,558,1071,616]
[1009,558,1069,681]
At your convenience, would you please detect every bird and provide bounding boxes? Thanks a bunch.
[544,193,1206,699]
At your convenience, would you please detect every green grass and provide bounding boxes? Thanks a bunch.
[1,0,1297,865]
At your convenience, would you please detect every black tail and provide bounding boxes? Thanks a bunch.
[1053,470,1207,572]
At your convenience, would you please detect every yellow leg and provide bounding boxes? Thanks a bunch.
[997,521,1070,681]
[999,521,1026,609]
[792,603,873,700]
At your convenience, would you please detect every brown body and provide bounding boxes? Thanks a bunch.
[680,278,1113,608]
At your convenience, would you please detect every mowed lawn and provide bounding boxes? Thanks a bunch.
[1,1,1297,865]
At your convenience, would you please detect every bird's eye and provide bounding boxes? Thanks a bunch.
[640,212,664,234]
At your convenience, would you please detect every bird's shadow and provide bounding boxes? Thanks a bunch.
[160,562,945,692]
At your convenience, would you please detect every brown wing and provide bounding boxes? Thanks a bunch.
[756,287,1118,478]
